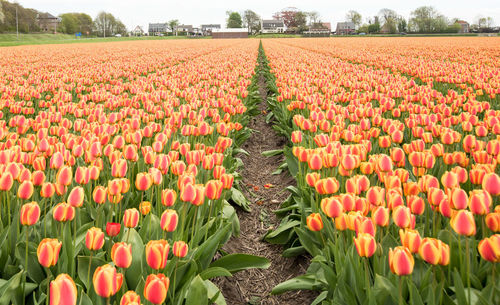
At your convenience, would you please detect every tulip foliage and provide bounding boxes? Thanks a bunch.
[263,38,500,304]
[0,40,270,305]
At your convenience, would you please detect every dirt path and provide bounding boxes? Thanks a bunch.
[216,66,317,305]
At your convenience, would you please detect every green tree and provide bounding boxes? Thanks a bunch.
[379,8,398,33]
[294,11,308,32]
[93,11,126,37]
[60,13,79,34]
[226,11,242,28]
[409,6,447,33]
[397,17,407,32]
[242,10,260,34]
[168,19,179,35]
[368,22,380,33]
[346,10,362,29]
[0,2,4,24]
[76,13,93,34]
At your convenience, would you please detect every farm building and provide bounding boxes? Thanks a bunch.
[211,29,248,39]
[148,23,169,35]
[201,24,221,36]
[132,26,144,36]
[261,19,285,34]
[455,20,470,33]
[336,22,356,35]
[36,12,61,32]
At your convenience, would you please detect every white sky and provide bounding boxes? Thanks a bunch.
[18,0,500,30]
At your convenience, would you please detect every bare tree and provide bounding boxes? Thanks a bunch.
[242,10,260,34]
[346,10,362,28]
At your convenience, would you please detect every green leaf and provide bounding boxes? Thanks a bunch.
[193,224,232,269]
[229,188,251,212]
[121,228,144,290]
[282,246,306,257]
[311,291,328,305]
[199,267,232,280]
[264,220,300,245]
[210,254,270,274]
[185,275,208,305]
[222,203,240,237]
[77,291,93,305]
[452,269,468,305]
[271,274,319,295]
[373,274,398,304]
[15,241,45,284]
[0,271,23,304]
[407,279,424,305]
[261,149,283,157]
[77,255,106,290]
[294,227,320,257]
[204,280,227,305]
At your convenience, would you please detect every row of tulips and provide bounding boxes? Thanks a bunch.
[261,39,499,305]
[0,40,269,305]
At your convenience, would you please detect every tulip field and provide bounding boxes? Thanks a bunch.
[0,37,499,305]
[262,37,500,305]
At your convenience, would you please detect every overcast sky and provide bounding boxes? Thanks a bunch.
[18,0,500,30]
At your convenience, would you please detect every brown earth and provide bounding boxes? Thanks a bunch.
[215,73,318,305]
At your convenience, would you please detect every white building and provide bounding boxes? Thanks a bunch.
[261,19,285,34]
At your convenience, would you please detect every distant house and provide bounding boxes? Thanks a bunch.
[132,26,144,36]
[211,28,248,39]
[336,22,355,35]
[201,24,221,35]
[37,12,61,32]
[176,24,193,33]
[149,23,169,35]
[455,20,470,33]
[261,19,285,34]
[309,22,332,33]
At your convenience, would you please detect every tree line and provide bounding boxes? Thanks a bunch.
[0,1,126,36]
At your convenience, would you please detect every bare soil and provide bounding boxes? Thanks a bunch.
[215,74,317,305]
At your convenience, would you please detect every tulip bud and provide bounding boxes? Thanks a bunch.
[399,229,421,254]
[389,246,414,276]
[354,217,376,237]
[407,195,425,215]
[111,242,133,269]
[173,241,188,258]
[477,235,500,262]
[353,233,376,258]
[451,210,476,236]
[135,172,153,191]
[160,209,178,232]
[308,154,323,171]
[392,205,413,229]
[205,180,223,200]
[85,227,105,251]
[18,180,34,200]
[50,274,77,305]
[180,183,196,202]
[306,213,323,231]
[56,166,72,186]
[144,273,170,304]
[469,190,492,215]
[448,188,468,210]
[20,201,40,226]
[220,173,234,189]
[53,202,75,222]
[145,239,169,270]
[0,172,14,191]
[67,186,84,208]
[335,213,348,231]
[161,189,177,207]
[93,264,123,298]
[37,238,62,268]
[320,197,343,218]
[139,201,151,215]
[106,222,121,237]
[123,208,139,228]
[120,291,141,305]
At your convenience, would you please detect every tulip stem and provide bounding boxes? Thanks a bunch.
[364,258,371,291]
[172,260,178,303]
[465,237,471,305]
[45,271,51,305]
[398,276,403,305]
[126,228,131,244]
[87,251,93,291]
[191,206,198,246]
[204,200,213,241]
[23,226,29,305]
[106,297,110,305]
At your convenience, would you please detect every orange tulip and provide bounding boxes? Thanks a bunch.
[389,246,414,276]
[123,208,139,228]
[353,233,376,258]
[477,235,500,262]
[205,180,223,200]
[145,239,170,270]
[448,188,468,210]
[399,229,422,254]
[20,201,40,226]
[50,274,77,305]
[485,212,500,232]
[392,205,414,229]
[85,227,105,251]
[144,273,170,304]
[52,202,75,222]
[483,173,500,196]
[306,213,323,231]
[469,190,492,215]
[161,189,177,207]
[37,238,62,268]
[135,172,153,191]
[371,206,390,227]
[120,291,141,305]
[160,209,178,232]
[106,222,121,237]
[220,173,234,189]
[173,241,188,258]
[320,197,343,218]
[92,186,107,204]
[67,186,85,208]
[0,172,14,191]
[139,201,152,215]
[451,210,476,236]
[56,166,72,186]
[18,180,34,200]
[111,242,133,269]
[308,153,323,170]
[180,183,196,202]
[93,264,123,298]
[418,238,450,266]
